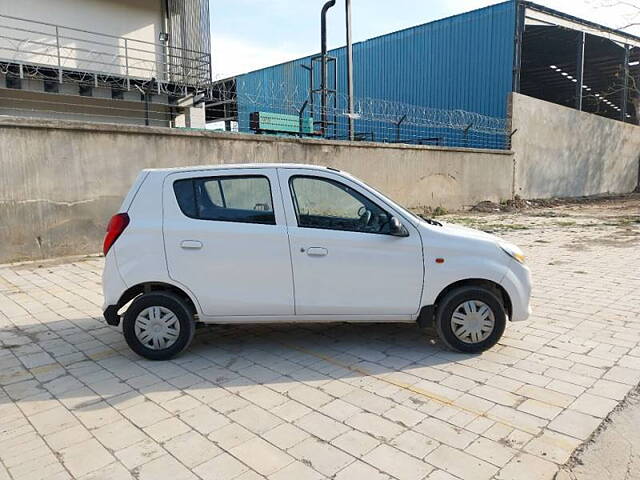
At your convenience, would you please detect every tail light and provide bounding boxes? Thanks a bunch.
[103,213,130,255]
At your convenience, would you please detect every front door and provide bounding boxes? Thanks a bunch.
[278,168,424,316]
[163,168,294,317]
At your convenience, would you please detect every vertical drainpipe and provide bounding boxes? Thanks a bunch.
[321,0,336,137]
[161,0,172,125]
[345,0,355,141]
[576,32,585,111]
[161,0,171,81]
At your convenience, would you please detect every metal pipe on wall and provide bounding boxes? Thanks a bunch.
[321,0,336,136]
[346,0,355,141]
[161,0,171,84]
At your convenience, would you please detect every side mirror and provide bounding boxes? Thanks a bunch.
[389,217,409,237]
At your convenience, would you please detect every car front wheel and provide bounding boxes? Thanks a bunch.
[435,286,507,353]
[122,292,195,360]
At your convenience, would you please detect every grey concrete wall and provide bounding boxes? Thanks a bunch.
[510,93,640,199]
[0,116,514,263]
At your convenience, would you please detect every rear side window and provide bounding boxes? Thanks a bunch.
[174,175,275,225]
[173,178,197,218]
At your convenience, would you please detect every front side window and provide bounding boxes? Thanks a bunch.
[174,175,275,225]
[289,176,392,234]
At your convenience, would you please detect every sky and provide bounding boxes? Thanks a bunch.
[210,0,640,79]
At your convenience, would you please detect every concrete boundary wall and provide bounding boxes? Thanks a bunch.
[510,93,640,199]
[0,117,514,263]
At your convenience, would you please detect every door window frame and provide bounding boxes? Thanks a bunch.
[288,174,396,235]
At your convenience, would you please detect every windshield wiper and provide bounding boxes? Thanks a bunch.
[421,217,443,227]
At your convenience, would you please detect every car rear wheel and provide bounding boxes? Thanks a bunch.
[435,286,506,353]
[122,292,195,360]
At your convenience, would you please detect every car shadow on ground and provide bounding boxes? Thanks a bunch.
[1,317,486,411]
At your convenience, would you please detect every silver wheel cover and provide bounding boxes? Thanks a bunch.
[134,306,181,350]
[451,300,495,344]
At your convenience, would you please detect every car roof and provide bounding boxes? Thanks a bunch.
[144,164,342,175]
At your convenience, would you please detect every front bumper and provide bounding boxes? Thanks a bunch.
[103,305,121,326]
[501,260,532,322]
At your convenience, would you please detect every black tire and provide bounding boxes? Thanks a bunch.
[435,286,506,353]
[122,292,196,360]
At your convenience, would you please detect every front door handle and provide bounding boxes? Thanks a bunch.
[180,240,203,250]
[306,247,328,257]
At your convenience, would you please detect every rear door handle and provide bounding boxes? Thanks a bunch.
[180,240,203,250]
[306,247,328,257]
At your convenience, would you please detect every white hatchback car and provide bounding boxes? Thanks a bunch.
[102,164,531,360]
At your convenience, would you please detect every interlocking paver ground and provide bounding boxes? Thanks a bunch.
[1,196,639,479]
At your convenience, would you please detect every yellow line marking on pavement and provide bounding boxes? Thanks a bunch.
[87,349,119,361]
[279,341,570,445]
[6,339,577,455]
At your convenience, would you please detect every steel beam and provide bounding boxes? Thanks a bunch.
[513,0,526,93]
[576,31,585,110]
[622,45,630,122]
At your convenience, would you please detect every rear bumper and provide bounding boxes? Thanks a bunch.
[103,305,121,326]
[102,249,127,313]
[102,250,126,327]
[501,260,532,322]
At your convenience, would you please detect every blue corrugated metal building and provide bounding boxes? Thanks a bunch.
[209,0,640,148]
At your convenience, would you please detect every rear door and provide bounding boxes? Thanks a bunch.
[163,168,294,317]
[278,168,424,316]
